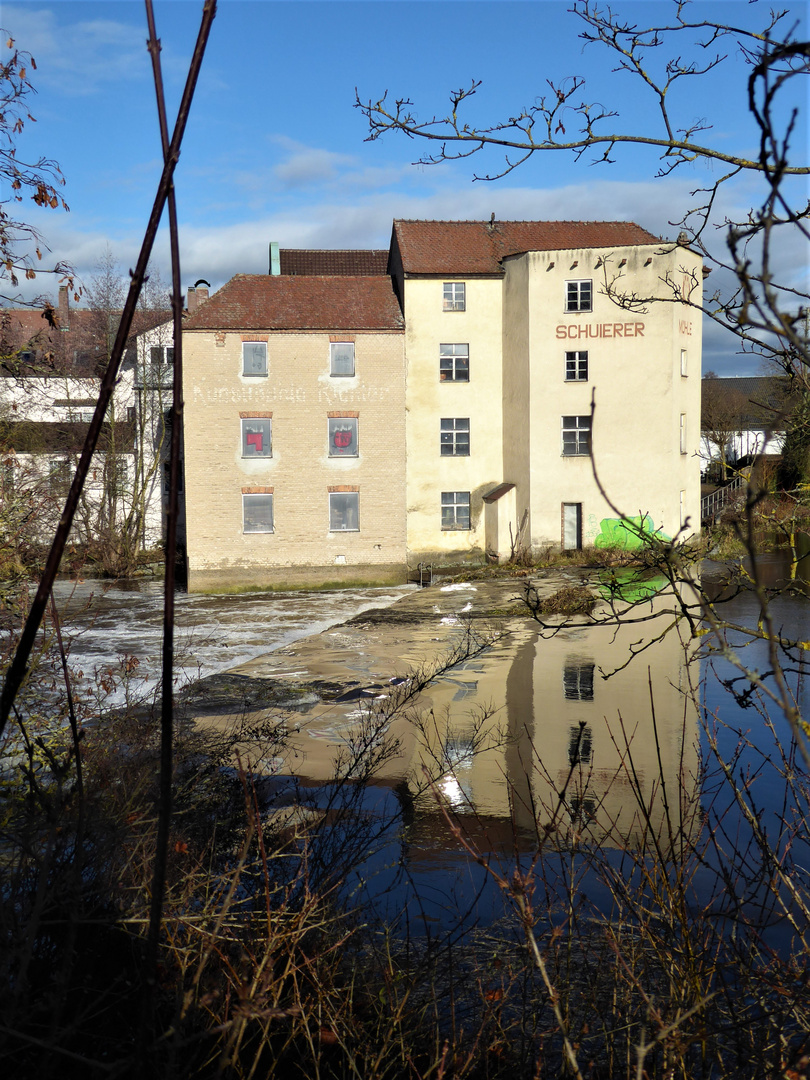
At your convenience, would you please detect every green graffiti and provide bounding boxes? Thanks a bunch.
[593,515,669,551]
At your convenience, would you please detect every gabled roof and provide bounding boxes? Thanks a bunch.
[701,376,795,430]
[280,249,388,276]
[391,219,662,275]
[183,275,404,332]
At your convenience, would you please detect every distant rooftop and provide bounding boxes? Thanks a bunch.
[279,249,389,276]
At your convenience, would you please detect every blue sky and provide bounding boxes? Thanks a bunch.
[3,0,808,374]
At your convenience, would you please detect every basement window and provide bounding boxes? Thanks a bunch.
[243,493,274,533]
[329,491,359,531]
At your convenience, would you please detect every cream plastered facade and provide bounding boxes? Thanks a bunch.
[401,275,506,559]
[182,329,406,591]
[402,243,702,563]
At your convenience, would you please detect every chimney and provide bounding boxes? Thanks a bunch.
[187,286,197,314]
[269,241,281,276]
[58,285,70,330]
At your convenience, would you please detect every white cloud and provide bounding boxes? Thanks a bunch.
[3,4,154,95]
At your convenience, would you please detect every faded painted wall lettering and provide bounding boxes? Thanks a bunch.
[555,322,645,339]
[679,320,693,336]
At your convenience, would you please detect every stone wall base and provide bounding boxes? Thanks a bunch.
[186,561,409,594]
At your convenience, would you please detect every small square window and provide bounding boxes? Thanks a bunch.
[562,416,591,456]
[443,282,466,311]
[329,491,359,531]
[330,342,355,377]
[441,491,470,530]
[242,418,272,457]
[440,418,470,456]
[439,343,469,382]
[242,341,268,377]
[565,351,588,381]
[243,493,274,533]
[566,280,592,312]
[328,417,358,457]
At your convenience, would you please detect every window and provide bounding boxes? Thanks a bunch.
[163,460,184,494]
[150,345,174,366]
[241,418,272,458]
[680,413,687,454]
[564,661,595,701]
[443,282,466,311]
[330,342,355,377]
[329,491,359,531]
[243,493,274,533]
[441,491,470,530]
[566,279,592,312]
[565,351,588,381]
[242,341,267,377]
[440,418,470,456]
[562,415,591,456]
[439,343,469,382]
[48,459,71,498]
[328,417,358,457]
[680,349,687,377]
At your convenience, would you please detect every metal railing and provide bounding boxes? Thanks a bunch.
[701,473,745,523]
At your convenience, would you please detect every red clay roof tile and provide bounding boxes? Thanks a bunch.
[392,219,662,275]
[280,250,388,275]
[183,275,403,331]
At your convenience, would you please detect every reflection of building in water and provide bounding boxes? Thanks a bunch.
[195,586,700,855]
[411,597,701,852]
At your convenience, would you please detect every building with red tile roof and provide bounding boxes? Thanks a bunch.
[180,218,702,590]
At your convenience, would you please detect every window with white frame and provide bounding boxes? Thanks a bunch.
[565,279,592,312]
[441,491,470,530]
[439,343,469,382]
[565,351,588,381]
[150,345,174,365]
[241,417,272,457]
[328,417,358,457]
[561,415,591,456]
[330,342,355,377]
[443,282,466,311]
[242,341,267,377]
[680,413,687,454]
[680,349,688,377]
[329,491,359,531]
[440,417,470,456]
[243,493,274,533]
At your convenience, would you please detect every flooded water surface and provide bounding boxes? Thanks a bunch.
[36,566,810,944]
